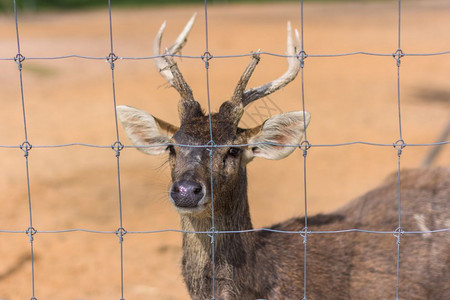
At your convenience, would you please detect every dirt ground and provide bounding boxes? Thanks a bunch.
[0,1,449,299]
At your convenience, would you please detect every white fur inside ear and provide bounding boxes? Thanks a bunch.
[248,111,310,160]
[116,105,173,155]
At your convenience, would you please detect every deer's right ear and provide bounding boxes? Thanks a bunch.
[116,105,178,155]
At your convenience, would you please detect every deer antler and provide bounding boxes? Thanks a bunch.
[153,13,203,121]
[241,22,301,106]
[221,22,301,125]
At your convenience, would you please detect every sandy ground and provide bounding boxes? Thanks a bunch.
[0,1,449,299]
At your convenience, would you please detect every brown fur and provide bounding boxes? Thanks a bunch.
[179,167,449,299]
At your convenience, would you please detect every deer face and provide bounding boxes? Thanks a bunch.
[116,15,310,217]
[167,115,242,216]
[118,106,309,216]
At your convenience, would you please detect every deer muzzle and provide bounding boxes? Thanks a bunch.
[170,180,206,211]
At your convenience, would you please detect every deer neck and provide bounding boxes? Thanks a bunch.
[179,168,255,296]
[180,167,254,248]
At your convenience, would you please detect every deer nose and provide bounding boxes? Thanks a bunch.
[170,180,205,208]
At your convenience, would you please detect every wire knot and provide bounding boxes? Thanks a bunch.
[299,140,311,157]
[107,52,119,70]
[201,51,213,69]
[115,227,127,243]
[206,140,216,156]
[26,227,37,242]
[207,227,217,244]
[14,53,25,70]
[299,227,310,244]
[20,141,32,157]
[393,49,404,67]
[297,50,308,68]
[393,227,404,244]
[111,141,124,157]
[393,139,406,156]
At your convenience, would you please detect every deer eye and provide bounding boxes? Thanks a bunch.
[227,147,242,158]
[166,145,176,155]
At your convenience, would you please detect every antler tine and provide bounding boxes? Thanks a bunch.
[231,51,261,105]
[218,51,260,125]
[168,13,197,55]
[153,14,204,121]
[153,14,197,101]
[241,22,301,107]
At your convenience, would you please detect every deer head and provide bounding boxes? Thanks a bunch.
[117,15,310,218]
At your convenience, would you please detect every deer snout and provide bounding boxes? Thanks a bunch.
[170,180,205,208]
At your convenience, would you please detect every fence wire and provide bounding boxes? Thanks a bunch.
[1,0,449,299]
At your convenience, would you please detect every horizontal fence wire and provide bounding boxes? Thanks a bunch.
[1,50,450,62]
[0,141,449,150]
[1,228,449,235]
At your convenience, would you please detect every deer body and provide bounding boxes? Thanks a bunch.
[117,15,449,299]
[178,168,449,300]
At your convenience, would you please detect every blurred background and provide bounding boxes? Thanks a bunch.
[5,0,300,11]
[0,0,449,299]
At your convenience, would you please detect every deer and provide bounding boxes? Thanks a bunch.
[116,15,450,300]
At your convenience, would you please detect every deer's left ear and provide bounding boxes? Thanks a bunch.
[246,111,311,160]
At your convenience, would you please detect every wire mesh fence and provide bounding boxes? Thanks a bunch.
[0,0,449,299]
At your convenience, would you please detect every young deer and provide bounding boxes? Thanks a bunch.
[117,16,450,300]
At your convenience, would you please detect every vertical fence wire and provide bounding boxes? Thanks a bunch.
[13,1,37,299]
[298,0,310,299]
[106,1,126,299]
[394,0,404,299]
[202,1,217,299]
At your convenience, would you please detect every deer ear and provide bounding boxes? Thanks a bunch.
[116,105,178,155]
[247,111,310,160]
